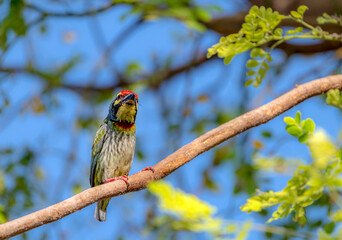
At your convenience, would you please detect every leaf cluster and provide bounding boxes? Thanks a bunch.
[147,181,252,239]
[207,5,342,87]
[284,111,315,143]
[245,48,272,87]
[207,6,284,62]
[317,13,342,26]
[252,154,304,174]
[326,89,342,110]
[242,113,342,234]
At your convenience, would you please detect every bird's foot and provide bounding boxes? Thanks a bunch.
[141,167,155,173]
[132,167,155,176]
[104,176,129,188]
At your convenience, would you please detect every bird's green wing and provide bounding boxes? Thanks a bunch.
[90,118,107,187]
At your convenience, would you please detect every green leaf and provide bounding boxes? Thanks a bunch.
[294,206,306,224]
[246,70,256,77]
[262,61,270,71]
[291,11,302,19]
[284,117,296,125]
[246,59,259,68]
[203,170,219,191]
[255,74,262,84]
[249,6,259,17]
[253,29,265,41]
[250,48,265,58]
[311,28,321,36]
[326,89,342,109]
[224,55,234,65]
[261,131,272,138]
[330,209,342,222]
[274,28,283,37]
[259,6,266,16]
[265,54,273,62]
[0,207,6,224]
[297,5,308,15]
[317,16,325,24]
[253,80,260,88]
[298,132,311,143]
[286,27,304,35]
[317,12,339,25]
[73,184,83,194]
[286,125,303,137]
[323,13,331,18]
[301,119,315,133]
[242,23,253,32]
[295,111,301,125]
[258,67,266,80]
[324,222,335,234]
[298,214,307,225]
[244,79,254,87]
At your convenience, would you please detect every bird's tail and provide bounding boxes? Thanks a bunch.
[95,201,107,222]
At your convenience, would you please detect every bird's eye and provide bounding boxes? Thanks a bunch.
[117,94,122,99]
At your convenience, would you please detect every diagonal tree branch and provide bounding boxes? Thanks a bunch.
[1,75,342,239]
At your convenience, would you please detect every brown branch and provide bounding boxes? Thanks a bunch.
[279,41,342,55]
[1,75,342,239]
[25,1,138,17]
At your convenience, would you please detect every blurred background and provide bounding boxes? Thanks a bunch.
[1,0,342,239]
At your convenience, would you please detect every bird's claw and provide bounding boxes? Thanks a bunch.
[104,176,129,189]
[132,166,155,176]
[141,166,155,173]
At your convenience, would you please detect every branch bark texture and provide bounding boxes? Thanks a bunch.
[1,75,342,239]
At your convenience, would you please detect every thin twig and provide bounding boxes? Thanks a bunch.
[25,1,138,18]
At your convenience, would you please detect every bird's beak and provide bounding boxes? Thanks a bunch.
[122,93,137,106]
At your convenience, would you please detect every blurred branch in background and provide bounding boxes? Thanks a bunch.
[25,2,138,18]
[0,53,212,93]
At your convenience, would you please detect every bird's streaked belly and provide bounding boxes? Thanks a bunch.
[96,130,135,185]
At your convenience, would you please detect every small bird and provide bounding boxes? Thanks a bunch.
[90,90,139,222]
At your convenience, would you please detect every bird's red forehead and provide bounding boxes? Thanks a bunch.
[118,90,139,99]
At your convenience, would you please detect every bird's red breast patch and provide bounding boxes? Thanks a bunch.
[115,121,135,130]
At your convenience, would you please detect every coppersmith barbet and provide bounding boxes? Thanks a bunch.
[90,90,139,222]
